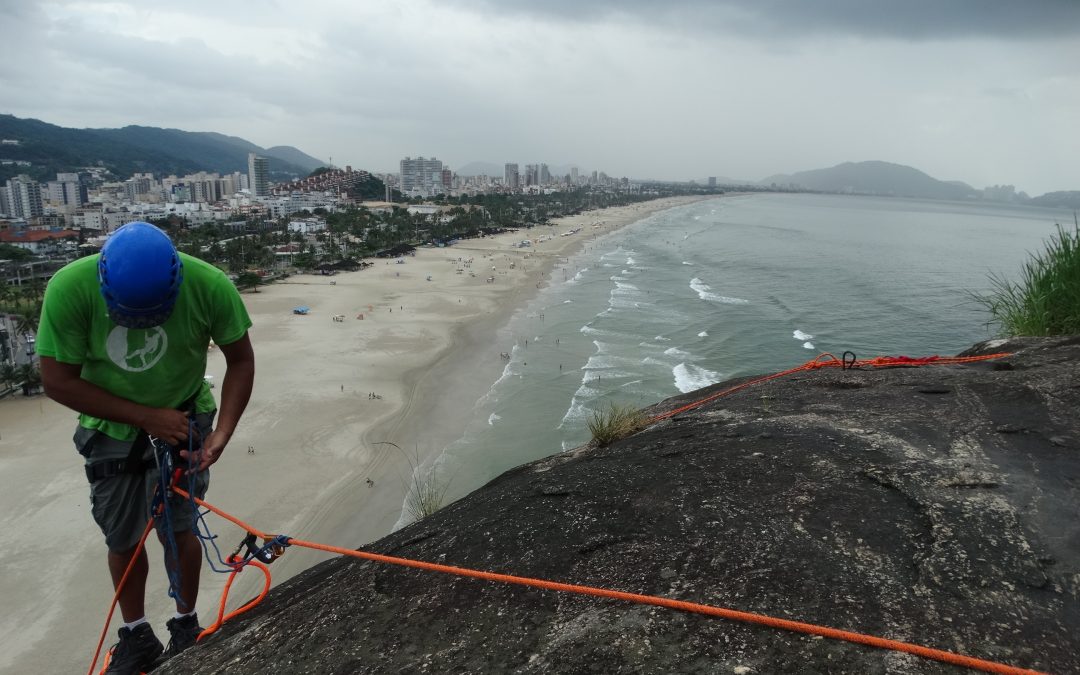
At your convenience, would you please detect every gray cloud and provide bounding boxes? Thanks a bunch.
[457,0,1080,40]
[0,1,1077,195]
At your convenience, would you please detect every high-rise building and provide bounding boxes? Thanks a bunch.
[570,167,579,185]
[248,153,270,197]
[46,172,88,207]
[122,174,155,202]
[0,185,10,216]
[5,175,43,219]
[708,177,717,188]
[400,156,444,196]
[539,164,551,185]
[504,163,520,189]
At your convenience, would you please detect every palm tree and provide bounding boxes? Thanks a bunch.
[13,308,40,354]
[16,362,40,396]
[0,362,17,392]
[0,283,14,313]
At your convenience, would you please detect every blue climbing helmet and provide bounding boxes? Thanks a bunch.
[98,221,184,329]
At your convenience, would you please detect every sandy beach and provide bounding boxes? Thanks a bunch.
[0,195,706,673]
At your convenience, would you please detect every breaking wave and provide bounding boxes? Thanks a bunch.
[690,278,749,305]
[673,363,722,393]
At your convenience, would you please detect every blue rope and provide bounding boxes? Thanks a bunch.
[180,415,236,574]
[161,414,294,582]
[179,415,265,575]
[192,505,234,574]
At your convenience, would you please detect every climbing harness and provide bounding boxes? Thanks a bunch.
[88,351,1043,675]
[82,393,199,484]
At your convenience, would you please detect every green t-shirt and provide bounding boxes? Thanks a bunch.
[36,252,253,441]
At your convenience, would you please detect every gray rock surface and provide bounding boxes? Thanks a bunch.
[163,337,1079,674]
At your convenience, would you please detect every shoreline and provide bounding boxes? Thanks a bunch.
[0,194,713,674]
[228,194,713,587]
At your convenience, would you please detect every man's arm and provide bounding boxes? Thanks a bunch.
[185,332,255,472]
[40,356,192,444]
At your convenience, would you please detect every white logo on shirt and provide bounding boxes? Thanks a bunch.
[106,326,168,372]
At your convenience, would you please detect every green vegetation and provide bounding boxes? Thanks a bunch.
[0,114,316,182]
[234,271,264,291]
[973,217,1080,336]
[0,244,35,262]
[0,281,44,322]
[404,463,451,523]
[587,403,649,447]
[376,441,451,523]
[0,363,16,390]
[0,362,41,396]
[147,186,716,275]
[16,363,41,395]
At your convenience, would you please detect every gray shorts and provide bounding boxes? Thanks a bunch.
[76,412,215,552]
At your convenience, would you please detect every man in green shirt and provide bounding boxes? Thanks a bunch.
[37,221,255,674]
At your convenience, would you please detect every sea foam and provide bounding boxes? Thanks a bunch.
[673,363,722,393]
[690,278,749,305]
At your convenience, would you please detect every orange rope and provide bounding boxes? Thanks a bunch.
[197,557,271,642]
[88,352,1022,673]
[87,518,156,675]
[651,352,1011,422]
[174,487,1044,675]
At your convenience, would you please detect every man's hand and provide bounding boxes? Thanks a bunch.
[139,407,193,446]
[40,357,201,445]
[181,427,230,473]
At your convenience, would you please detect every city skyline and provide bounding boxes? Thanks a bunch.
[1,2,1079,195]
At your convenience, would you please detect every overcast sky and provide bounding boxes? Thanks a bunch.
[2,1,1078,194]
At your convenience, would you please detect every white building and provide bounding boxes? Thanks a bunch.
[504,163,520,190]
[248,153,270,197]
[287,217,327,234]
[400,156,444,197]
[4,176,43,219]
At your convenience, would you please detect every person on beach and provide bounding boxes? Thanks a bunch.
[36,222,255,674]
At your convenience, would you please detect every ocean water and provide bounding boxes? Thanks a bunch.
[421,193,1070,507]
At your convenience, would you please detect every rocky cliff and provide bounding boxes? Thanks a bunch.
[163,337,1079,674]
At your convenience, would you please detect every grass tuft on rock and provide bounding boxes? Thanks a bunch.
[588,403,648,447]
[973,217,1080,337]
[405,464,449,522]
[375,441,451,523]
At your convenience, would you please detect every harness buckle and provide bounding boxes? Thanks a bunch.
[234,532,285,565]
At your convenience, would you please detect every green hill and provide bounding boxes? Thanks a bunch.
[0,114,323,182]
[760,160,979,200]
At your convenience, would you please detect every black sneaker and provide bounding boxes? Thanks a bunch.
[163,613,204,659]
[105,623,164,674]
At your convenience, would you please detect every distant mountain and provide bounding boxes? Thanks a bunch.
[1028,191,1080,211]
[264,145,326,173]
[0,114,321,182]
[760,161,979,201]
